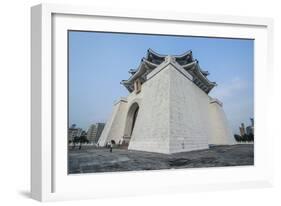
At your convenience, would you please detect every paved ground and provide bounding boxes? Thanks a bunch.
[68,144,254,174]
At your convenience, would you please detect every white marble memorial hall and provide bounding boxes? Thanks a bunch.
[98,49,234,154]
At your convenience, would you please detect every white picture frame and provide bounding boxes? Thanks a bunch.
[31,3,274,202]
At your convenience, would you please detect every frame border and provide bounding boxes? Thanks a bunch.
[31,3,274,201]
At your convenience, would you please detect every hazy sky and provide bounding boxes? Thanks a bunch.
[69,31,254,134]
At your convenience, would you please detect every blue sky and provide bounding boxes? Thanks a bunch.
[69,31,254,134]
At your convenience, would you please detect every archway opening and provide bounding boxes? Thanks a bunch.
[123,102,139,147]
[131,106,139,135]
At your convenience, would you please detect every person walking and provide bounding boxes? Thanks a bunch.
[109,140,115,153]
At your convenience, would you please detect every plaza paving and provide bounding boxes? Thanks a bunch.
[68,144,254,174]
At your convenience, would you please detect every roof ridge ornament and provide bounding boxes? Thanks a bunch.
[121,49,217,94]
[165,55,176,63]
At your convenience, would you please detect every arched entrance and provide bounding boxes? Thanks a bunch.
[123,102,139,146]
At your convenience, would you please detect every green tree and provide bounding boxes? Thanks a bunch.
[78,135,89,150]
[72,136,80,149]
[234,134,242,142]
[248,133,254,142]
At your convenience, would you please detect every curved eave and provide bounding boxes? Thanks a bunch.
[186,63,216,93]
[174,50,193,61]
[122,49,216,93]
[196,63,209,76]
[147,48,193,64]
[188,62,215,85]
[128,69,137,74]
[200,70,209,76]
[182,61,208,76]
[204,83,216,93]
[193,78,216,93]
[147,48,166,59]
[147,48,166,63]
[121,80,134,92]
[180,61,216,86]
[121,59,157,92]
[193,66,216,86]
[142,58,159,68]
[122,63,146,84]
[181,61,197,70]
[206,84,216,94]
[191,60,209,76]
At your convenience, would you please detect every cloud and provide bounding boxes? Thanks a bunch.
[211,77,247,99]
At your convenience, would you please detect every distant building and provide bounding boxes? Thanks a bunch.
[246,126,253,135]
[239,118,254,136]
[239,123,246,136]
[96,123,105,141]
[247,118,254,135]
[68,125,83,142]
[87,124,97,143]
[87,123,105,143]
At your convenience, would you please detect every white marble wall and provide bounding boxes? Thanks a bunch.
[208,100,235,145]
[98,99,128,146]
[128,65,170,153]
[169,65,210,153]
[99,59,234,153]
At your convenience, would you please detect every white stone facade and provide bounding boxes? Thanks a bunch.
[98,55,234,154]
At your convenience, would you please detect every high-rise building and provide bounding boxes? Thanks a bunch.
[246,126,253,135]
[247,118,254,135]
[96,123,105,141]
[239,118,254,136]
[239,123,246,136]
[87,123,105,143]
[87,124,97,143]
